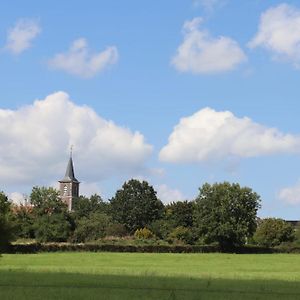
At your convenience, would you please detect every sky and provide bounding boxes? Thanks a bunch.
[1,0,300,219]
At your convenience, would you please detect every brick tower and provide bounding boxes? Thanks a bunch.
[59,150,79,211]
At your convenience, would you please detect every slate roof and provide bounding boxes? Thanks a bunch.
[59,156,79,183]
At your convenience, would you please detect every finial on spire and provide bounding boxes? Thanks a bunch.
[70,145,74,158]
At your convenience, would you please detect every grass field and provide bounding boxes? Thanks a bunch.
[1,252,300,299]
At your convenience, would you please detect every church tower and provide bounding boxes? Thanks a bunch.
[59,150,79,211]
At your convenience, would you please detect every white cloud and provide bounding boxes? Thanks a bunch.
[5,19,41,54]
[48,38,118,78]
[278,181,300,205]
[156,184,185,204]
[0,92,152,187]
[159,107,300,163]
[9,192,26,205]
[171,17,246,74]
[249,4,300,67]
[79,182,103,198]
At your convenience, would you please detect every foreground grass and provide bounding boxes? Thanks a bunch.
[1,253,300,299]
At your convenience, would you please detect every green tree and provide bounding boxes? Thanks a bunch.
[165,201,194,228]
[254,218,295,247]
[34,213,72,242]
[30,186,72,242]
[30,186,66,215]
[72,194,109,219]
[0,192,15,250]
[193,182,261,249]
[110,179,164,233]
[13,204,35,239]
[72,212,112,242]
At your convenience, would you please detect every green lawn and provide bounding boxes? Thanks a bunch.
[1,252,300,299]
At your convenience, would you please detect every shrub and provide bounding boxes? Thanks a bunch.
[149,219,173,239]
[106,223,127,237]
[168,226,194,244]
[7,242,278,254]
[134,228,155,239]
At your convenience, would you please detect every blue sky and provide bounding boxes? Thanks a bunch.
[1,0,300,219]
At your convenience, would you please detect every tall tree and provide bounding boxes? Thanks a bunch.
[13,204,35,239]
[30,186,72,242]
[194,182,261,249]
[72,194,109,219]
[165,200,194,228]
[0,192,15,250]
[110,179,164,232]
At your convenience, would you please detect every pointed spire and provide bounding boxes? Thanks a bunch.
[59,146,79,183]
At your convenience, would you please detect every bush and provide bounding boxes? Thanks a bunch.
[254,218,295,247]
[106,223,127,237]
[134,228,155,239]
[168,226,194,244]
[6,242,278,254]
[149,219,173,240]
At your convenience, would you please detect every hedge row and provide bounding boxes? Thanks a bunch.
[5,243,282,254]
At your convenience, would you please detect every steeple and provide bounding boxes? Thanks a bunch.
[60,156,79,183]
[59,147,80,211]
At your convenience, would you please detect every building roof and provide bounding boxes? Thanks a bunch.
[59,156,79,183]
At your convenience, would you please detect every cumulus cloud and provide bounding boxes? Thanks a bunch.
[156,184,185,204]
[5,19,41,54]
[0,92,152,187]
[171,17,246,74]
[48,38,118,78]
[159,107,300,163]
[249,4,300,67]
[278,181,300,205]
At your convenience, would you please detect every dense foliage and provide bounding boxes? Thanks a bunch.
[254,218,295,247]
[110,179,164,232]
[193,182,261,249]
[0,192,15,250]
[1,180,298,250]
[30,187,72,242]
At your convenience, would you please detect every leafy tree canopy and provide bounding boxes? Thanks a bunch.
[194,182,261,249]
[110,179,164,232]
[0,191,15,250]
[254,218,295,247]
[30,186,67,215]
[165,200,194,228]
[72,194,109,219]
[29,186,72,242]
[72,212,112,243]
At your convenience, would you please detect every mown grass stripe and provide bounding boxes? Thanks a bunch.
[0,283,300,296]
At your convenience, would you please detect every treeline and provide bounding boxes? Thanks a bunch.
[0,179,298,251]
